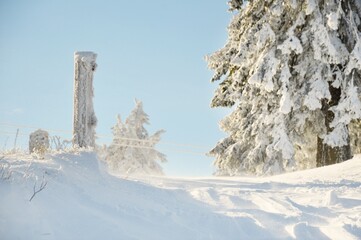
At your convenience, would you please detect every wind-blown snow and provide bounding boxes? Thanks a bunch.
[1,152,360,240]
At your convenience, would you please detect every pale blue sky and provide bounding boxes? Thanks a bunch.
[0,0,232,176]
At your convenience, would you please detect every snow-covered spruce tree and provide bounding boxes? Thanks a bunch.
[106,100,166,176]
[207,0,361,175]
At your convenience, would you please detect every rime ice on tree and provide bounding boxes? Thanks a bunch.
[73,51,97,148]
[207,0,361,175]
[106,100,167,176]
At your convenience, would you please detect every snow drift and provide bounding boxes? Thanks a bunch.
[0,151,360,240]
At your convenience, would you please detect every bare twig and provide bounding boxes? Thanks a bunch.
[29,175,47,202]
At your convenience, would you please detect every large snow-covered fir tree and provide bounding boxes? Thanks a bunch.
[207,0,361,175]
[106,100,166,176]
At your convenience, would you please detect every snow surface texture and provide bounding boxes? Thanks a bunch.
[73,51,97,148]
[1,151,360,240]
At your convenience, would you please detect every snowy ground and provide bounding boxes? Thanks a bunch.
[0,151,360,240]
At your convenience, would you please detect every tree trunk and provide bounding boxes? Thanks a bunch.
[316,84,352,167]
[316,0,361,167]
[316,137,351,167]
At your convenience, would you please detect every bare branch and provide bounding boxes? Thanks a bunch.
[29,175,47,202]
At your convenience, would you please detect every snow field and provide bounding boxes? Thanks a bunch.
[0,151,360,239]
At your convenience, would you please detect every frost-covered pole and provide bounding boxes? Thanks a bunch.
[73,51,97,148]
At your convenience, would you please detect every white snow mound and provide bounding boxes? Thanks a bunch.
[0,152,360,240]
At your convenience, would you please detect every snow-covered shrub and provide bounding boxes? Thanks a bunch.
[0,160,12,181]
[29,129,49,155]
[106,100,167,176]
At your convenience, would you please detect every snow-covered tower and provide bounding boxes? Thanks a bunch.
[73,51,97,148]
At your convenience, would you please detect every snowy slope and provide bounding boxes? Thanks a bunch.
[0,151,360,240]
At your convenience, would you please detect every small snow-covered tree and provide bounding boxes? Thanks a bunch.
[106,100,166,176]
[207,0,361,175]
